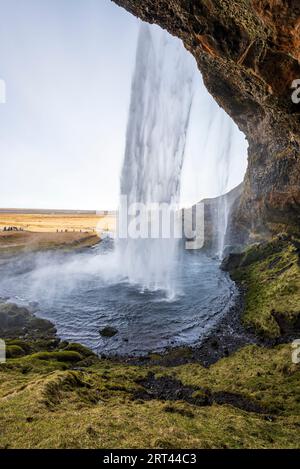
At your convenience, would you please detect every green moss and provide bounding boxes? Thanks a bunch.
[0,341,299,449]
[6,345,25,358]
[230,236,300,338]
[40,370,95,408]
[62,343,95,357]
[174,344,300,417]
[30,351,83,363]
[6,339,31,353]
[30,316,55,332]
[216,0,269,41]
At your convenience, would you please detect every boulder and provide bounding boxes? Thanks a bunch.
[99,326,118,338]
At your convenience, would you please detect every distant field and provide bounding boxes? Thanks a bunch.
[0,210,116,255]
[0,231,101,256]
[0,211,116,234]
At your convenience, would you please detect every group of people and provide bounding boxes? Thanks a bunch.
[2,226,24,232]
[56,229,95,233]
[56,229,84,233]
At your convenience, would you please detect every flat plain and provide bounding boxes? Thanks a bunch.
[0,210,116,255]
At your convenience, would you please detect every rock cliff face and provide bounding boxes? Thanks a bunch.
[113,0,300,242]
[196,183,244,251]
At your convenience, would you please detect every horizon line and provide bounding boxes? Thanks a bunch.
[0,208,117,214]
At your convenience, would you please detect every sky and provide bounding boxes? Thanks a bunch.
[0,0,248,210]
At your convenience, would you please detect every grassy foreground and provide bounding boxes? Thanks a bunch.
[0,235,299,449]
[0,343,299,449]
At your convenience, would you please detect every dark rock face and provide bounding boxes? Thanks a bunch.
[113,0,300,240]
[199,183,245,250]
[0,302,56,339]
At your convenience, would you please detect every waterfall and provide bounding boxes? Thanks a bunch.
[203,111,236,259]
[118,24,195,298]
[215,113,234,258]
[181,70,248,259]
[186,94,244,259]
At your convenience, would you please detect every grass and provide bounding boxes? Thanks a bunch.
[229,236,300,338]
[0,212,116,234]
[0,210,117,255]
[0,231,100,256]
[173,344,300,417]
[0,341,299,449]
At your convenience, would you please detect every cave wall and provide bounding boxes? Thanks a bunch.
[113,0,300,242]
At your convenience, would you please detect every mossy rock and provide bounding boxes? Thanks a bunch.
[6,339,31,353]
[31,351,83,363]
[228,236,300,338]
[0,303,28,329]
[63,343,95,358]
[29,317,56,334]
[0,302,56,340]
[6,345,25,358]
[32,338,60,352]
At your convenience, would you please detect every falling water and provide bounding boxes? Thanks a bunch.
[203,110,236,259]
[215,113,234,258]
[194,101,243,258]
[181,71,248,259]
[118,24,195,297]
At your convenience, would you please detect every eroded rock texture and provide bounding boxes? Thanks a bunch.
[113,0,300,241]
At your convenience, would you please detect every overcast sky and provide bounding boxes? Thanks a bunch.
[0,0,248,210]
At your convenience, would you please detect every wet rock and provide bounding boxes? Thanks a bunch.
[0,302,56,340]
[271,310,300,336]
[223,244,245,258]
[210,339,219,350]
[99,326,118,338]
[221,253,243,271]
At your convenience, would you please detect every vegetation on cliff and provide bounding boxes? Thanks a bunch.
[223,235,300,339]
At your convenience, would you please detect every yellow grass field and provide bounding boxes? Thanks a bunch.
[0,212,116,234]
[0,211,116,255]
